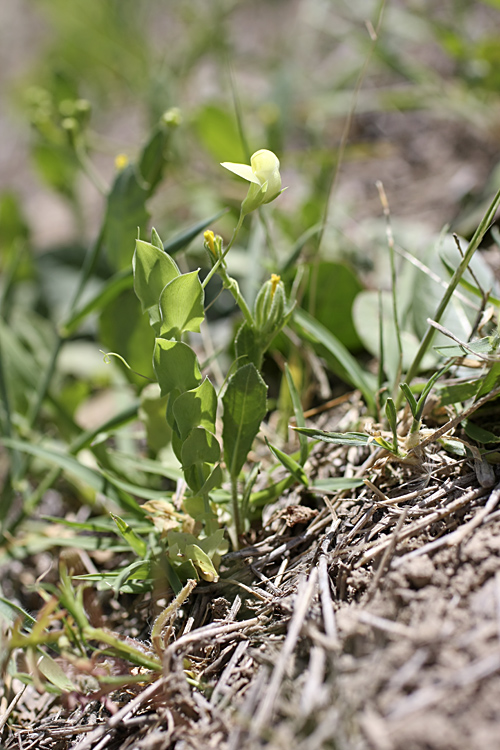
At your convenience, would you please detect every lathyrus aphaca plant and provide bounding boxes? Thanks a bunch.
[133,149,293,553]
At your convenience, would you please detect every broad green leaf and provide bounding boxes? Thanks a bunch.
[184,544,219,582]
[153,339,201,397]
[99,288,156,385]
[294,428,372,447]
[302,261,363,350]
[194,104,246,163]
[181,433,220,492]
[235,322,262,369]
[138,384,172,455]
[463,420,500,444]
[181,428,220,468]
[293,307,377,414]
[111,514,148,557]
[138,122,171,193]
[436,379,480,406]
[133,239,180,313]
[104,164,149,270]
[266,439,309,487]
[352,291,436,386]
[159,271,204,338]
[172,378,217,440]
[222,363,268,479]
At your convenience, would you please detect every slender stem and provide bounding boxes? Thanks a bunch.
[231,474,242,549]
[217,265,254,326]
[202,211,244,290]
[399,187,500,402]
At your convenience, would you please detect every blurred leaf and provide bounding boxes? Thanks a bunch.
[222,363,267,479]
[195,105,246,164]
[302,262,363,350]
[31,142,77,199]
[138,384,171,454]
[99,288,156,385]
[104,165,149,271]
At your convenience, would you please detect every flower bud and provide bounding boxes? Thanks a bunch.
[254,273,286,336]
[203,230,223,264]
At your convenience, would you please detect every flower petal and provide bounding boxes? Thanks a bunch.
[220,162,260,184]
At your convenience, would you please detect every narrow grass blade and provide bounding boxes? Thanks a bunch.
[265,439,309,487]
[284,363,309,466]
[293,427,372,447]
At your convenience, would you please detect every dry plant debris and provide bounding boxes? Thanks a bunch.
[3,403,500,750]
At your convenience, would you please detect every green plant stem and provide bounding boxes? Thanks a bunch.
[217,264,254,327]
[231,474,243,548]
[202,212,244,290]
[398,188,500,404]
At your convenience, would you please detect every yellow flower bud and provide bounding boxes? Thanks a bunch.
[115,153,129,171]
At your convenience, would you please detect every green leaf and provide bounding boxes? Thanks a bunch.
[234,322,262,369]
[138,123,170,193]
[285,363,309,466]
[99,288,156,385]
[184,544,219,582]
[0,597,36,626]
[476,361,500,400]
[110,514,148,557]
[301,261,363,350]
[38,652,77,693]
[172,378,217,441]
[222,363,268,479]
[104,164,149,270]
[153,339,202,397]
[181,428,220,468]
[194,104,246,163]
[463,420,500,444]
[293,307,377,414]
[293,428,372,447]
[434,336,496,358]
[159,271,205,338]
[266,439,309,487]
[399,383,418,418]
[133,239,180,313]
